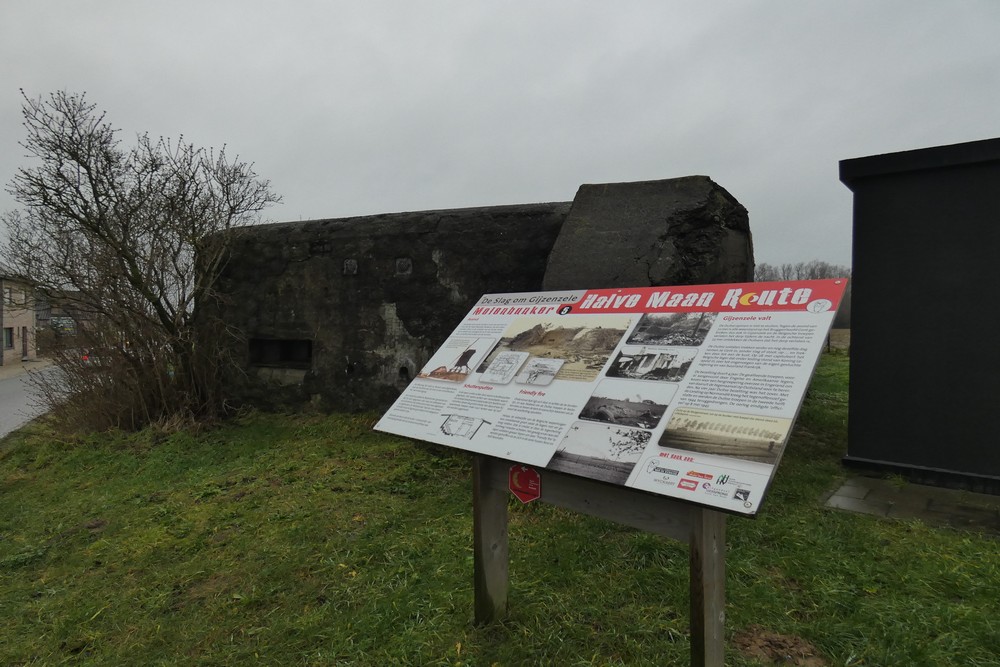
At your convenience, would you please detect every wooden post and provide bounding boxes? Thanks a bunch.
[472,455,509,624]
[689,508,727,667]
[472,459,727,664]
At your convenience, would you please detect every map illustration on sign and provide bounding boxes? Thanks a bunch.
[479,351,530,385]
[440,414,492,440]
[375,279,847,515]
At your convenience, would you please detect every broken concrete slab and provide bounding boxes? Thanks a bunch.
[542,176,753,291]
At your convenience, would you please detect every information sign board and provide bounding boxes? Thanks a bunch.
[375,279,847,516]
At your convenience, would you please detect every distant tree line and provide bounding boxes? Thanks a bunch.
[755,260,852,329]
[754,260,851,282]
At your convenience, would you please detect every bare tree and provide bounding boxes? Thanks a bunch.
[1,90,281,430]
[755,260,850,282]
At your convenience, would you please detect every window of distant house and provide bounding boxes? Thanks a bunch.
[2,288,23,306]
[3,328,13,350]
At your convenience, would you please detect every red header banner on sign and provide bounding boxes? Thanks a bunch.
[568,280,844,315]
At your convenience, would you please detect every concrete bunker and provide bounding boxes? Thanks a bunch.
[212,176,753,411]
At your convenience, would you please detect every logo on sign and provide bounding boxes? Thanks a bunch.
[703,484,731,498]
[678,478,699,491]
[509,465,541,504]
[647,460,679,476]
[686,470,713,480]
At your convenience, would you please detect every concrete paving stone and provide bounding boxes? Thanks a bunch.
[863,479,912,495]
[940,505,1000,521]
[882,493,933,514]
[945,512,1000,532]
[866,486,932,509]
[927,498,999,514]
[826,477,1000,536]
[833,483,871,500]
[954,501,1000,514]
[825,494,891,517]
[886,504,934,520]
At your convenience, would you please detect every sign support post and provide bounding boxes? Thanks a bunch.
[690,506,726,667]
[472,455,509,624]
[472,455,727,666]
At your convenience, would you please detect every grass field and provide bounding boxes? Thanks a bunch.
[2,350,999,666]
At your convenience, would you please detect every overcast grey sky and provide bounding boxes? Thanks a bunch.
[2,1,998,267]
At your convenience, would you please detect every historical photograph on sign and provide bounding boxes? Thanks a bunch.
[578,378,675,429]
[547,421,651,484]
[418,337,494,383]
[475,315,631,383]
[478,351,530,385]
[513,357,565,386]
[658,406,793,464]
[626,312,716,347]
[605,346,699,383]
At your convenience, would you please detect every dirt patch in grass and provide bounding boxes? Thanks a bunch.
[732,625,829,666]
[171,573,236,611]
[84,518,108,532]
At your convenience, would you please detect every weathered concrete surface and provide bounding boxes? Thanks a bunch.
[215,176,755,412]
[542,177,753,290]
[214,203,569,411]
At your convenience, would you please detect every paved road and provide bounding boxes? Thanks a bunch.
[0,366,55,439]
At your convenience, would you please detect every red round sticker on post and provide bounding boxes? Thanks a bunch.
[509,465,541,504]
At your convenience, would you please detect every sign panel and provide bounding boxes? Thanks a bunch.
[375,279,847,515]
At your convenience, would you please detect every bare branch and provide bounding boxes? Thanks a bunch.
[2,90,281,431]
